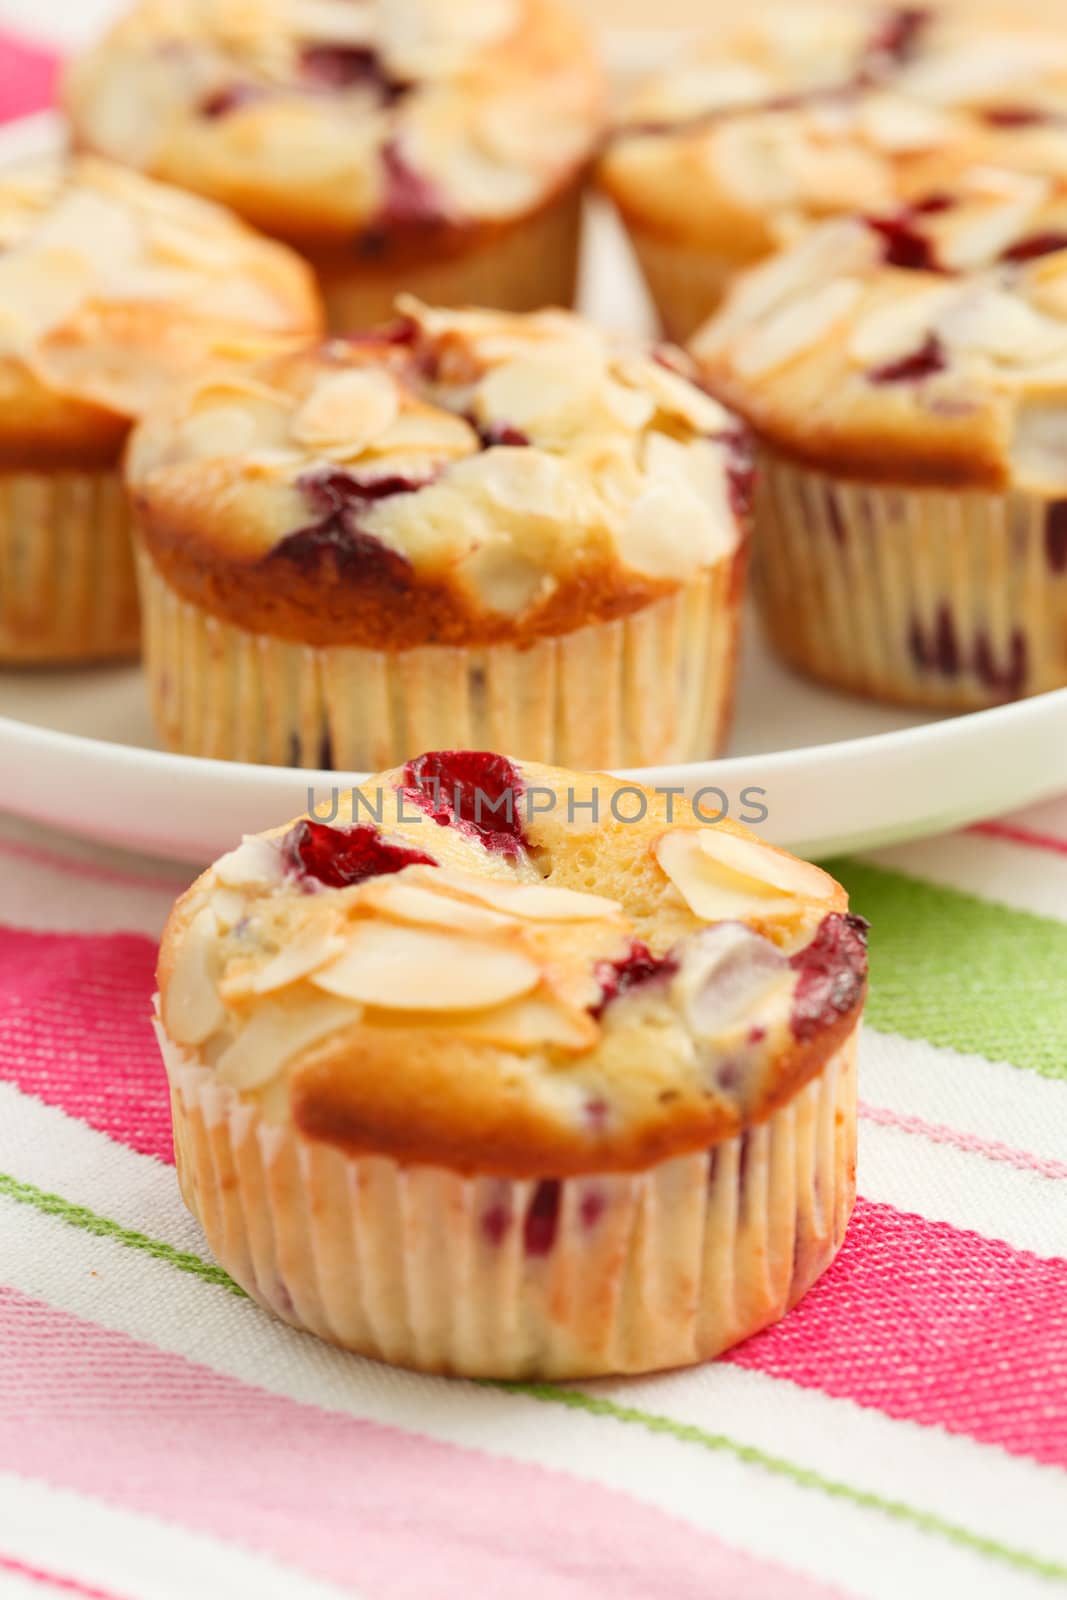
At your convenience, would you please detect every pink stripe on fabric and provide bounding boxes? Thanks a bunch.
[859,1101,1067,1181]
[729,1199,1067,1469]
[0,929,170,1163]
[0,32,59,122]
[0,1554,131,1600]
[0,1288,846,1600]
[0,835,190,897]
[971,821,1067,856]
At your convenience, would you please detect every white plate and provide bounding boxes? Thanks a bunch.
[1,115,1066,866]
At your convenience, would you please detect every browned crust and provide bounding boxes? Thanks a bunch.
[286,989,864,1178]
[0,357,129,469]
[288,165,591,273]
[66,1,604,245]
[133,502,706,649]
[700,368,1010,491]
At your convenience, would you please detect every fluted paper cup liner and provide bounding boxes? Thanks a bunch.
[0,465,139,663]
[754,450,1067,709]
[159,1019,857,1380]
[313,183,585,334]
[138,550,741,769]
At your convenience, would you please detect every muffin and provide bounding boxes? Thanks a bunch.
[599,4,1067,341]
[0,156,320,665]
[155,752,867,1378]
[127,298,750,770]
[64,0,604,332]
[692,168,1067,709]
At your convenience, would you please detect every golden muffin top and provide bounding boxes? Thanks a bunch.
[65,0,604,242]
[127,298,749,649]
[0,155,321,465]
[694,168,1067,492]
[157,754,867,1176]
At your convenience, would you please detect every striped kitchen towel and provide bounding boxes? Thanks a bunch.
[0,801,1065,1600]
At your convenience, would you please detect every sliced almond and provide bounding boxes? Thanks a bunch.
[291,369,400,452]
[734,277,863,379]
[311,922,540,1011]
[673,923,789,1041]
[215,995,359,1092]
[164,906,226,1047]
[612,354,729,435]
[432,870,621,923]
[214,834,284,891]
[620,478,733,580]
[655,827,837,921]
[248,920,348,995]
[360,877,514,934]
[447,994,599,1052]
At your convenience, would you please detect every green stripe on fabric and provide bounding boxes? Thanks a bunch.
[2,1167,1061,1585]
[823,859,1067,1082]
[503,1384,1067,1585]
[0,1171,246,1298]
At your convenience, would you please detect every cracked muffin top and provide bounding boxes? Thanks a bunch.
[64,0,604,246]
[0,155,321,467]
[127,298,750,649]
[158,752,868,1175]
[600,5,1067,274]
[693,168,1067,492]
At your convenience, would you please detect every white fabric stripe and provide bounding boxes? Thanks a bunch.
[0,0,122,49]
[860,833,1067,922]
[0,1196,1058,1600]
[0,1475,352,1600]
[858,1117,1067,1260]
[0,848,176,936]
[0,1082,205,1254]
[859,1028,1067,1169]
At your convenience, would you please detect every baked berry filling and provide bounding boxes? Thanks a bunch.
[523,1180,561,1256]
[789,914,869,1043]
[477,422,531,448]
[866,215,940,272]
[591,941,678,1018]
[273,468,425,579]
[299,43,410,104]
[402,751,528,858]
[1000,232,1067,265]
[868,332,945,384]
[910,612,1028,697]
[1047,500,1067,573]
[981,106,1052,129]
[863,6,929,71]
[720,426,755,521]
[199,82,266,119]
[283,820,437,889]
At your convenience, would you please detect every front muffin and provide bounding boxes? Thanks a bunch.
[0,156,320,664]
[693,168,1067,709]
[600,4,1067,341]
[156,753,866,1378]
[65,0,604,331]
[128,298,750,769]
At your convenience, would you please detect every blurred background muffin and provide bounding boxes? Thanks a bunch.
[0,155,320,664]
[598,3,1067,339]
[127,298,750,770]
[65,0,605,332]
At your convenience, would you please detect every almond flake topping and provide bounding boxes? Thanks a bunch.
[311,922,541,1011]
[655,827,837,922]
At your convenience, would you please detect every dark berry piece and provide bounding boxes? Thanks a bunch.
[864,7,929,69]
[591,941,678,1018]
[982,106,1050,129]
[272,468,425,580]
[789,914,869,1043]
[524,1180,561,1257]
[866,214,940,272]
[1000,232,1067,265]
[868,332,946,384]
[300,43,410,103]
[402,751,528,858]
[478,422,530,448]
[283,820,437,889]
[199,82,265,118]
[1047,501,1067,573]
